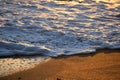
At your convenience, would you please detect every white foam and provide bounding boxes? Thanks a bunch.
[0,0,120,57]
[0,0,120,77]
[0,57,48,77]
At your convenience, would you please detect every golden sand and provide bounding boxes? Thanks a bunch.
[0,50,120,80]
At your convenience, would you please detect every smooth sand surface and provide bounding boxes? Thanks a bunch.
[0,50,120,80]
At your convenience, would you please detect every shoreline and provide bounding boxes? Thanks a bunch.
[0,48,119,58]
[0,49,120,80]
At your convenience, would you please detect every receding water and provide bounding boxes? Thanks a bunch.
[0,0,120,57]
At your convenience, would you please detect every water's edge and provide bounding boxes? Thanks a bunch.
[0,0,120,57]
[0,48,119,58]
[0,48,119,78]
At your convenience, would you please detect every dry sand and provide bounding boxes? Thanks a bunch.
[0,50,120,80]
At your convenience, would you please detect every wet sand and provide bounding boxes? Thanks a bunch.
[0,50,120,80]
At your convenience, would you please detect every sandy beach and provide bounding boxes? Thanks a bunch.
[0,50,120,80]
[0,0,120,80]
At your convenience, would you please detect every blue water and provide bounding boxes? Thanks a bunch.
[0,0,120,57]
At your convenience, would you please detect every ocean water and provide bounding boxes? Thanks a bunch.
[0,0,120,57]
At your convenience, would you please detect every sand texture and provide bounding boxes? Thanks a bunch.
[0,50,120,80]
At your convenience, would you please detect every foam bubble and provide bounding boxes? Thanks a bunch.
[0,57,48,77]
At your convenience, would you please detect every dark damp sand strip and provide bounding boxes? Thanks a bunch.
[0,48,119,58]
[0,49,120,80]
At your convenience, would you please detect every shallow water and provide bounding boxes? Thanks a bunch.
[0,56,47,77]
[0,0,120,57]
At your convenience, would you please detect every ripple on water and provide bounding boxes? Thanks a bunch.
[0,0,120,57]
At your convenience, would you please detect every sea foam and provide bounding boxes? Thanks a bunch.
[0,0,120,57]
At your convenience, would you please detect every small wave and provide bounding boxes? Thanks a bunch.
[0,0,120,57]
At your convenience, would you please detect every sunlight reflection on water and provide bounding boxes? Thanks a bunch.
[0,0,120,77]
[0,0,120,57]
